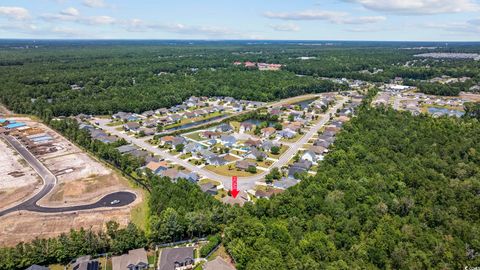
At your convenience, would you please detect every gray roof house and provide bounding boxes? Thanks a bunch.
[72,256,99,270]
[245,148,267,160]
[116,145,138,154]
[216,123,233,133]
[207,155,227,166]
[220,135,236,147]
[112,248,148,270]
[203,256,236,270]
[159,247,194,270]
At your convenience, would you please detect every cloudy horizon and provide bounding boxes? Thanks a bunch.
[0,0,479,41]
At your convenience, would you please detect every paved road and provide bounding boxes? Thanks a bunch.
[0,134,136,217]
[95,96,346,191]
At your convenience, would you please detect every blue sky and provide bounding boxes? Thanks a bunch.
[0,0,479,40]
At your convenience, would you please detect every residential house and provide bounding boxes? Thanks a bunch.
[216,123,233,133]
[183,142,204,154]
[220,135,236,147]
[235,160,257,171]
[288,160,312,179]
[273,177,300,190]
[116,145,138,154]
[198,149,216,159]
[123,122,140,132]
[301,150,318,163]
[200,182,218,196]
[206,155,227,166]
[156,108,169,115]
[245,148,267,160]
[314,139,332,148]
[184,112,197,119]
[255,189,283,199]
[143,119,157,128]
[203,256,236,270]
[325,126,340,133]
[261,140,278,152]
[145,161,169,174]
[72,256,100,270]
[158,247,194,270]
[221,190,250,206]
[142,110,154,118]
[261,127,276,138]
[139,128,155,136]
[278,129,296,139]
[201,131,221,139]
[239,122,254,133]
[112,248,148,270]
[244,139,261,149]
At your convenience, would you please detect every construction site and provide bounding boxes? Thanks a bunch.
[0,117,141,245]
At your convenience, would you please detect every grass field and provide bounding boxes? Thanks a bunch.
[205,164,257,177]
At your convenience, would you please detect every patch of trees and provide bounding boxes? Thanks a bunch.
[0,222,145,270]
[224,107,480,269]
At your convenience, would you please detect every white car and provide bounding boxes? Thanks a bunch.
[110,200,120,205]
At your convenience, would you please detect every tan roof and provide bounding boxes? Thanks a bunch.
[203,256,236,270]
[336,116,350,122]
[161,136,175,142]
[146,161,168,171]
[221,191,249,206]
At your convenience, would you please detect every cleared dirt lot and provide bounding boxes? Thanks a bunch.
[12,119,134,207]
[0,203,137,246]
[0,137,41,210]
[0,118,142,246]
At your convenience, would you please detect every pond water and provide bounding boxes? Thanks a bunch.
[243,119,275,126]
[292,98,316,110]
[165,115,226,131]
[427,107,464,118]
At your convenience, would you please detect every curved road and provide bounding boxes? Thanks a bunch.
[94,96,347,191]
[0,134,136,217]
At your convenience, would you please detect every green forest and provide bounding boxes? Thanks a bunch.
[1,104,479,269]
[0,42,479,116]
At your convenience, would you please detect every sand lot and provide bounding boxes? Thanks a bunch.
[0,205,136,246]
[0,137,41,210]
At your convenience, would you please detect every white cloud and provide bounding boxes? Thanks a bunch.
[41,9,115,26]
[425,20,480,33]
[345,0,480,14]
[270,23,300,32]
[264,10,385,24]
[83,0,107,8]
[85,15,115,25]
[125,20,236,36]
[60,7,80,17]
[0,6,30,20]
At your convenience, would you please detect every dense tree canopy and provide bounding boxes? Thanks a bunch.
[1,41,479,116]
[225,108,480,269]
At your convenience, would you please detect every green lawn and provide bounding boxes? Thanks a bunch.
[205,165,257,177]
[185,131,206,141]
[131,194,149,231]
[267,145,289,158]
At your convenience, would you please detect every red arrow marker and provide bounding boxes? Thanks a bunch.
[231,176,239,199]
